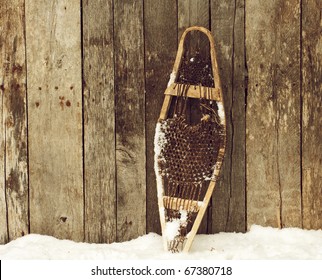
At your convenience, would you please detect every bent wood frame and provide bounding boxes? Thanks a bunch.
[157,26,227,252]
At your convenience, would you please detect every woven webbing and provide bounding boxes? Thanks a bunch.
[156,80,224,251]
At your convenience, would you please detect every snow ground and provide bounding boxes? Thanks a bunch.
[0,225,321,260]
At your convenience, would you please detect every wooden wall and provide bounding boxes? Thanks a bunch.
[0,0,321,244]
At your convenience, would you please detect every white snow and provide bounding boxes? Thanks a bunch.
[1,225,321,260]
[179,209,188,223]
[203,175,213,181]
[154,122,168,199]
[165,220,181,241]
[154,122,167,158]
[167,71,176,88]
[197,201,204,207]
[164,210,188,241]
[217,101,225,124]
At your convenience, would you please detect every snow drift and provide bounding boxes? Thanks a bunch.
[1,225,321,260]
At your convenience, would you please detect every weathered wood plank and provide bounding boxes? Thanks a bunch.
[0,2,8,244]
[145,0,177,235]
[178,0,211,234]
[246,0,301,229]
[274,1,301,228]
[178,0,209,33]
[26,0,83,241]
[211,0,235,233]
[0,0,29,241]
[302,0,322,229]
[227,0,246,232]
[178,0,209,58]
[83,0,116,243]
[211,0,246,233]
[246,1,280,228]
[0,74,6,244]
[114,0,146,241]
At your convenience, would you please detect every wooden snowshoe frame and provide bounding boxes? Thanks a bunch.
[156,26,226,253]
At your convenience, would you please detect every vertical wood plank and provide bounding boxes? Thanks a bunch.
[229,0,246,232]
[246,0,301,228]
[83,0,116,243]
[178,0,209,37]
[0,2,8,244]
[246,0,280,228]
[274,1,301,228]
[145,0,177,234]
[0,0,29,241]
[0,72,6,244]
[178,0,210,67]
[114,0,146,241]
[211,0,235,233]
[302,0,322,229]
[178,0,211,234]
[26,0,84,241]
[211,0,246,233]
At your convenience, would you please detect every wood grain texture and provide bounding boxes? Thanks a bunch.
[83,0,116,243]
[0,0,29,242]
[0,1,8,244]
[211,0,246,233]
[302,0,322,229]
[114,0,146,241]
[0,72,6,243]
[246,0,301,229]
[145,0,177,234]
[178,0,209,58]
[274,0,301,228]
[0,1,320,246]
[178,0,209,33]
[178,0,211,234]
[26,0,83,241]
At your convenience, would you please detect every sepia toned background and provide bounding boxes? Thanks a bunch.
[0,0,321,244]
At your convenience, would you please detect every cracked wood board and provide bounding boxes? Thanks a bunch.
[145,0,177,235]
[83,0,116,243]
[0,0,29,242]
[302,0,322,229]
[26,0,84,241]
[210,0,246,233]
[246,0,301,228]
[114,0,146,242]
